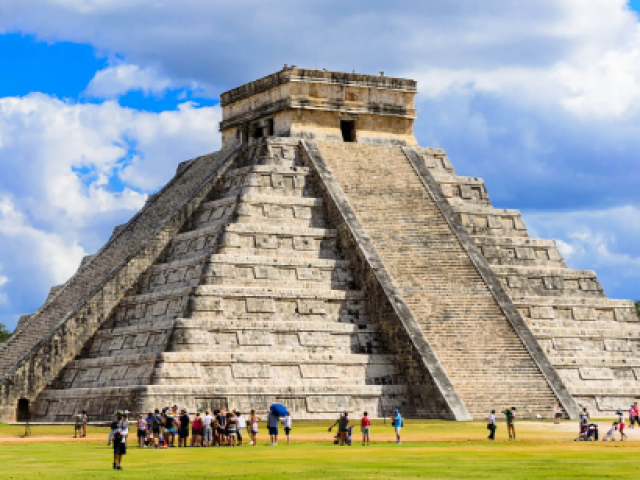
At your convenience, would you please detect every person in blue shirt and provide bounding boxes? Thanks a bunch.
[391,409,402,444]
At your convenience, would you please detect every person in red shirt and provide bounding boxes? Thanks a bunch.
[361,411,371,446]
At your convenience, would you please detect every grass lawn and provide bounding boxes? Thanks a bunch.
[1,419,638,479]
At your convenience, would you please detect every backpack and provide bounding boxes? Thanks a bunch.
[152,414,162,427]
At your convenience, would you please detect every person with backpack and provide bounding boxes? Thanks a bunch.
[487,410,497,440]
[112,411,128,470]
[152,409,162,448]
[502,407,517,440]
[329,412,350,446]
[73,410,83,438]
[391,409,402,444]
[179,409,190,447]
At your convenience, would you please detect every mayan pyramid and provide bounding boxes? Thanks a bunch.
[1,67,637,422]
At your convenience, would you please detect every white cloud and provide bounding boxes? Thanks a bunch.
[524,205,640,299]
[0,197,86,284]
[0,94,222,324]
[0,271,8,306]
[85,63,201,99]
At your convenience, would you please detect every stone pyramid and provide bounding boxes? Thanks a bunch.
[1,66,636,422]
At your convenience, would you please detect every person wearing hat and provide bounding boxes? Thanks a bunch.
[390,409,402,444]
[112,411,129,470]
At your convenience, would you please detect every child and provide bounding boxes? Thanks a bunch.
[346,425,353,446]
[616,410,627,441]
[603,422,618,441]
[282,411,292,445]
[361,411,371,446]
[158,434,168,449]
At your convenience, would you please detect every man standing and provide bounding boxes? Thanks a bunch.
[152,409,162,448]
[502,407,516,440]
[74,410,83,438]
[267,411,279,446]
[487,410,497,440]
[361,411,371,446]
[391,409,402,444]
[112,411,128,470]
[203,410,213,447]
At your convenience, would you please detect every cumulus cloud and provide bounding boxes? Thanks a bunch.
[0,93,222,328]
[524,205,640,299]
[84,63,203,99]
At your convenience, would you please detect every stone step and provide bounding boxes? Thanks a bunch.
[473,236,566,267]
[32,383,409,421]
[512,296,637,322]
[167,222,340,262]
[315,141,560,417]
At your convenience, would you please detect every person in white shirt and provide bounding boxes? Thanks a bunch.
[487,410,497,440]
[281,412,293,445]
[113,412,128,471]
[203,410,213,447]
[236,411,247,446]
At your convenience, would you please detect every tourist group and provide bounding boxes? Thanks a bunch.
[99,404,402,470]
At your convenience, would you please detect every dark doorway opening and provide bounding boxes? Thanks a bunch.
[340,120,356,142]
[17,398,30,421]
[254,126,264,139]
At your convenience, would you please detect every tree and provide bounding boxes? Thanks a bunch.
[636,300,640,318]
[0,322,11,343]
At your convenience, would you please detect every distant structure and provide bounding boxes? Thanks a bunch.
[1,66,637,422]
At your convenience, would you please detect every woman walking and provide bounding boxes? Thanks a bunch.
[249,410,261,446]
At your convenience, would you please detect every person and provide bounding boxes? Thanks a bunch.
[249,410,260,446]
[152,409,162,448]
[212,415,221,446]
[581,407,590,421]
[113,411,128,471]
[179,410,190,447]
[502,407,516,440]
[82,410,88,438]
[166,413,175,447]
[227,412,238,446]
[74,410,83,438]
[616,409,627,440]
[634,402,640,428]
[203,410,213,447]
[145,412,153,436]
[629,405,637,429]
[329,412,350,446]
[487,410,497,440]
[602,422,618,441]
[192,412,203,447]
[236,411,246,446]
[107,418,118,446]
[267,410,279,446]
[391,409,402,444]
[361,411,371,446]
[216,409,226,445]
[137,414,147,447]
[554,403,562,424]
[282,411,292,445]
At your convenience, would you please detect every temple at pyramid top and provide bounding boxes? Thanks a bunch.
[219,65,418,148]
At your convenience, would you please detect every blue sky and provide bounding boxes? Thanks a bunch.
[0,0,639,330]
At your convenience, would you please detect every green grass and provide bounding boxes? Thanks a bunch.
[1,420,638,479]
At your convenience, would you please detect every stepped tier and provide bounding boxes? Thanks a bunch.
[423,150,640,415]
[3,133,636,422]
